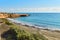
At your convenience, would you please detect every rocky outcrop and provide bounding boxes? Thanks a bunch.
[8,14,29,18]
[0,12,29,18]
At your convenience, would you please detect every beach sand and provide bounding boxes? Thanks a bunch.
[12,22,60,40]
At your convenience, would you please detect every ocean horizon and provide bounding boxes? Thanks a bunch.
[12,13,60,30]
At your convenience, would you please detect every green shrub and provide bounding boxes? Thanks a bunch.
[1,18,13,25]
[9,25,48,40]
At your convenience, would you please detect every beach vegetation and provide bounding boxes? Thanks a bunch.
[1,18,48,40]
[0,18,13,25]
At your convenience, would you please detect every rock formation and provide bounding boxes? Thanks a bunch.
[0,12,29,18]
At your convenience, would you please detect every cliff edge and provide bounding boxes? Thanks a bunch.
[0,12,29,18]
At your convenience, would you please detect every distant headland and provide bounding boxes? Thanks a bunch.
[0,12,29,18]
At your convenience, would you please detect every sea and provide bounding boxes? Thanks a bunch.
[13,13,60,30]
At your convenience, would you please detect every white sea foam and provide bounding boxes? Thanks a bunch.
[7,18,60,31]
[7,18,34,26]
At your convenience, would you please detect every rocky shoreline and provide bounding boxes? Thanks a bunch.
[0,12,29,18]
[7,18,60,31]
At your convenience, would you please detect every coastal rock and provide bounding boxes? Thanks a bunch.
[0,12,29,18]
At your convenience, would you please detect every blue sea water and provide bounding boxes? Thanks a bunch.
[14,13,60,30]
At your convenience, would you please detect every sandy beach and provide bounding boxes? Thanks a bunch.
[6,18,60,40]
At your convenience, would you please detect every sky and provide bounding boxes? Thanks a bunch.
[0,0,60,12]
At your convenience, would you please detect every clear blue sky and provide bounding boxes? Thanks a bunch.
[0,0,60,12]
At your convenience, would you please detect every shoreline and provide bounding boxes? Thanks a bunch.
[7,18,60,31]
